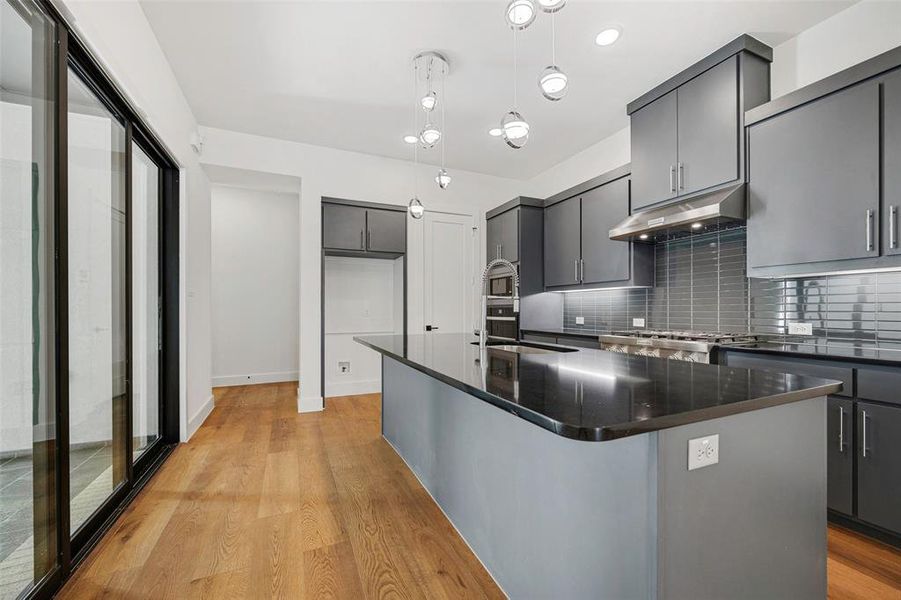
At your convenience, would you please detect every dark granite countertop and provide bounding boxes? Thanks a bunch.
[719,341,901,366]
[355,333,842,442]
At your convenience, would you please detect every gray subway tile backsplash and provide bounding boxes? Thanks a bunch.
[560,226,901,348]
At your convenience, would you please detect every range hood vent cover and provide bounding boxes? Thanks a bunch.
[609,183,746,242]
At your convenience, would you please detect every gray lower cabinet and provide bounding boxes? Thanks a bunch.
[580,178,630,285]
[487,208,519,263]
[630,90,678,211]
[827,396,853,515]
[884,70,901,256]
[366,208,405,253]
[856,402,901,534]
[676,56,739,197]
[544,197,581,287]
[747,81,880,269]
[323,202,366,251]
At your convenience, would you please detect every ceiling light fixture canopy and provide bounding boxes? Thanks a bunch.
[505,0,536,29]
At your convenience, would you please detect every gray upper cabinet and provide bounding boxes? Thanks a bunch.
[630,90,678,211]
[884,70,901,256]
[856,402,901,534]
[676,57,739,196]
[581,178,630,284]
[544,197,581,287]
[323,202,366,251]
[747,82,880,269]
[487,208,519,263]
[366,208,405,253]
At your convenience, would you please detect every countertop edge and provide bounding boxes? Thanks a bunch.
[718,343,901,366]
[355,336,842,442]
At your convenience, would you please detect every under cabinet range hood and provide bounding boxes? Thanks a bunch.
[609,183,746,242]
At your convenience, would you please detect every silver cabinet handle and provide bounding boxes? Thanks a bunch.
[677,162,684,191]
[891,206,897,249]
[367,229,372,249]
[861,409,869,458]
[579,259,584,282]
[866,209,874,251]
[360,230,364,250]
[838,406,845,453]
[574,259,579,282]
[669,165,675,193]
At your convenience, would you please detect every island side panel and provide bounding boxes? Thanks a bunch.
[655,397,827,600]
[381,357,657,599]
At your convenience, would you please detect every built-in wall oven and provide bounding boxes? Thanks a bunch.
[486,301,519,341]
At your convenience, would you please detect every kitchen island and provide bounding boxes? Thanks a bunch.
[355,333,842,599]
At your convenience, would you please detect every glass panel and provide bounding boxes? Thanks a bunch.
[0,0,58,596]
[131,143,159,459]
[67,68,127,534]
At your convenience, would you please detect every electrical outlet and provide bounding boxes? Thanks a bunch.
[788,322,813,336]
[633,317,646,327]
[576,316,585,325]
[688,434,719,471]
[338,361,351,375]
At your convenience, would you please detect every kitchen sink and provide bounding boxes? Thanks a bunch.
[471,342,578,354]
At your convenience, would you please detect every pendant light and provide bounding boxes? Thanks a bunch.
[501,25,529,149]
[435,61,451,190]
[538,8,567,101]
[409,57,424,219]
[505,0,536,29]
[537,0,565,13]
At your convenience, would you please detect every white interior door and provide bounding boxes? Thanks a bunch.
[423,211,475,334]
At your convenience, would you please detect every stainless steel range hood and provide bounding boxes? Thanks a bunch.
[609,183,746,242]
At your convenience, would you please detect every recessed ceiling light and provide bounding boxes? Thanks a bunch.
[639,233,649,240]
[403,135,418,144]
[691,222,703,230]
[595,26,622,47]
[488,127,503,137]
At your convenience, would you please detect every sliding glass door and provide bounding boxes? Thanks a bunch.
[0,0,59,597]
[65,66,128,535]
[1,2,179,597]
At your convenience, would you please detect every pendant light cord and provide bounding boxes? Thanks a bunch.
[441,64,446,169]
[412,60,419,197]
[552,11,556,66]
[513,26,518,109]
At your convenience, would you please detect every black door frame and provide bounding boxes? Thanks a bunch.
[14,2,183,598]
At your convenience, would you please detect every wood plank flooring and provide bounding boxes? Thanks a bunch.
[58,382,901,599]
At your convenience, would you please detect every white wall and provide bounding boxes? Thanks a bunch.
[771,0,901,98]
[211,185,299,386]
[61,0,213,439]
[324,256,402,397]
[198,126,522,411]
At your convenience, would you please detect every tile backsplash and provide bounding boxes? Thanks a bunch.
[561,226,901,350]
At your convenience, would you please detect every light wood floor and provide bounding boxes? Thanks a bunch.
[58,383,901,599]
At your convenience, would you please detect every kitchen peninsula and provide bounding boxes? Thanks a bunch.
[356,333,842,599]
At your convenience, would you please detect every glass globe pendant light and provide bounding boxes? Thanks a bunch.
[537,0,565,13]
[538,9,567,101]
[420,91,437,112]
[408,196,424,219]
[435,169,451,189]
[435,64,451,190]
[505,0,536,30]
[501,25,529,149]
[419,123,441,148]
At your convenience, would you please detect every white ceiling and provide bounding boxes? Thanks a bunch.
[140,0,854,179]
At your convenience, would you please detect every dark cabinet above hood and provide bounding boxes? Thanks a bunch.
[609,183,746,242]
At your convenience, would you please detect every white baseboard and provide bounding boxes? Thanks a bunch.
[325,378,381,398]
[298,393,323,413]
[187,394,215,440]
[211,370,298,387]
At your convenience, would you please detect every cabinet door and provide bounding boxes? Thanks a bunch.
[630,90,678,211]
[677,56,739,196]
[826,396,853,515]
[857,402,901,533]
[580,178,630,284]
[497,208,519,263]
[747,82,880,268]
[323,203,365,251]
[487,215,502,262]
[884,70,901,255]
[366,209,405,253]
[544,197,581,287]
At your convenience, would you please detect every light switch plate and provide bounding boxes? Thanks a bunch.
[688,434,719,471]
[633,317,646,327]
[576,316,585,325]
[788,322,813,336]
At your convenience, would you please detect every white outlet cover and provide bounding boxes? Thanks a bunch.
[788,322,813,336]
[576,316,585,325]
[688,434,720,471]
[633,317,646,327]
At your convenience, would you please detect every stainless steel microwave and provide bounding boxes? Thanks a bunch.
[489,273,514,297]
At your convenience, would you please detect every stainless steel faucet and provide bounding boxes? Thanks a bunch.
[476,258,520,350]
